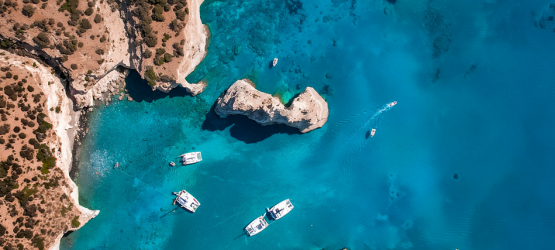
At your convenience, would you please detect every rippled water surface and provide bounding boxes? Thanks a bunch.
[62,0,555,249]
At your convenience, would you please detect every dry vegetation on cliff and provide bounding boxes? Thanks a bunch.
[0,57,82,250]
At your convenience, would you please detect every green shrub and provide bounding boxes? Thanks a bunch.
[27,86,34,92]
[43,156,56,170]
[70,64,77,70]
[156,48,165,55]
[71,216,80,227]
[85,7,93,16]
[80,18,92,29]
[152,5,165,22]
[164,53,172,62]
[0,124,10,135]
[13,126,20,133]
[162,33,170,42]
[13,75,18,80]
[94,14,102,23]
[144,49,152,58]
[33,32,50,48]
[22,5,36,17]
[18,133,26,139]
[154,56,164,66]
[6,72,12,78]
[175,10,185,21]
[144,34,157,47]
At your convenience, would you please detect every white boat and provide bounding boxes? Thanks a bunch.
[370,128,376,137]
[113,162,120,169]
[272,58,278,67]
[244,215,269,236]
[388,101,397,107]
[180,152,202,165]
[169,161,175,167]
[266,199,294,220]
[172,190,200,212]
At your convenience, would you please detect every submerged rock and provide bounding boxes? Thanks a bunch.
[215,79,329,133]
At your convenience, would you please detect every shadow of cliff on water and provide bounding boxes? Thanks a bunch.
[125,70,193,102]
[202,102,301,144]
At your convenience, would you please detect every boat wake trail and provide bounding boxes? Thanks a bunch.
[332,101,398,179]
[343,101,398,154]
[213,211,242,228]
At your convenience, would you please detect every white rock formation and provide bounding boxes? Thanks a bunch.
[215,79,329,133]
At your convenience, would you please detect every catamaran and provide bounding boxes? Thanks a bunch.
[180,152,202,165]
[272,58,278,67]
[172,190,200,213]
[266,199,294,220]
[244,215,269,236]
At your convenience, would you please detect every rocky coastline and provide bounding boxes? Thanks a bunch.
[0,51,99,250]
[215,79,329,133]
[0,0,209,248]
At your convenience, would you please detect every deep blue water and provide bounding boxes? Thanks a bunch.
[62,0,555,249]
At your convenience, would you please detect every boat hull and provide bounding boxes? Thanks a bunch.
[267,199,294,220]
[244,215,268,236]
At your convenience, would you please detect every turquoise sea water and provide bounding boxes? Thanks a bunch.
[62,0,555,249]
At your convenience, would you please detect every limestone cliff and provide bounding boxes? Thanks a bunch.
[0,0,208,109]
[215,79,329,133]
[0,51,99,250]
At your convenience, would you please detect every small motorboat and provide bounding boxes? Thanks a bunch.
[169,161,175,167]
[266,199,294,221]
[180,152,202,165]
[244,215,269,236]
[172,190,201,213]
[388,101,397,107]
[272,58,278,67]
[113,162,120,169]
[370,128,376,137]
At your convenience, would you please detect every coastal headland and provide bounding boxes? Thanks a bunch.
[0,0,208,248]
[0,51,98,250]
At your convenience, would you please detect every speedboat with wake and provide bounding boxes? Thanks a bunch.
[266,199,294,220]
[180,152,202,165]
[244,215,269,236]
[388,101,397,108]
[172,190,200,212]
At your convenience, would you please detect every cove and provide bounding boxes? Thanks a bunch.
[62,0,555,249]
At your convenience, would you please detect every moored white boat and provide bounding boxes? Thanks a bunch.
[180,151,202,165]
[172,190,201,212]
[266,199,294,220]
[244,215,269,236]
[370,128,376,137]
[272,58,278,67]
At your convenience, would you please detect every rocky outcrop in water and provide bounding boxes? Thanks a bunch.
[215,79,329,133]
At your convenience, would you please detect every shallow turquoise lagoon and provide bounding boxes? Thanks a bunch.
[62,0,555,249]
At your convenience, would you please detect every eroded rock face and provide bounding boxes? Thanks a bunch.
[0,0,208,109]
[215,79,329,133]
